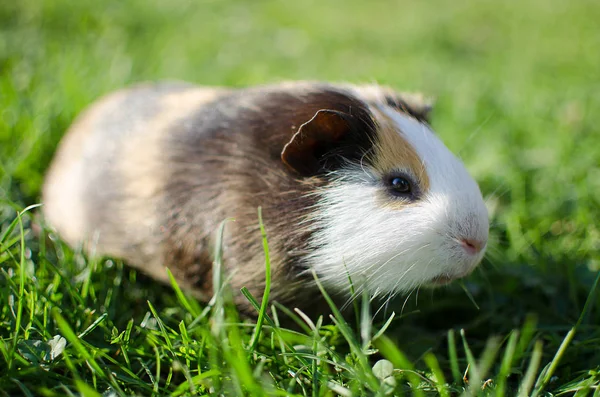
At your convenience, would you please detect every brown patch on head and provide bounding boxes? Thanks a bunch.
[368,110,430,208]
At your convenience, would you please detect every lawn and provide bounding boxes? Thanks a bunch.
[1,0,599,395]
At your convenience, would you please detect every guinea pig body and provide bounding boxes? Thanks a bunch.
[43,81,489,315]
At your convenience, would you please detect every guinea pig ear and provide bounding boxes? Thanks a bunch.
[385,92,434,123]
[281,109,354,176]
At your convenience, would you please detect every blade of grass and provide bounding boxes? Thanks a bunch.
[74,380,103,397]
[172,369,220,397]
[240,287,275,328]
[360,288,371,351]
[462,336,501,396]
[166,268,201,318]
[241,287,311,369]
[518,340,543,397]
[495,330,519,397]
[532,271,600,397]
[272,301,313,335]
[311,315,323,397]
[11,378,35,397]
[120,319,134,368]
[372,311,395,341]
[210,218,234,337]
[147,301,174,352]
[0,339,10,364]
[448,329,462,384]
[138,355,158,393]
[460,329,478,388]
[0,203,41,246]
[515,315,538,364]
[153,343,161,395]
[223,321,261,395]
[0,234,23,256]
[342,263,361,331]
[9,205,31,370]
[208,218,234,394]
[249,207,272,352]
[77,313,107,339]
[424,352,450,397]
[270,304,290,366]
[459,281,480,310]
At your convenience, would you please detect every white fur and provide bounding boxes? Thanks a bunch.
[306,107,489,299]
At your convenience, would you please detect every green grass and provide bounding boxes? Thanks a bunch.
[1,0,600,395]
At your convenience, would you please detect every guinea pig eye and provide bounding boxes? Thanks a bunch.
[385,174,415,198]
[390,177,410,192]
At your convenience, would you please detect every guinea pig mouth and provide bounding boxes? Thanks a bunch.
[429,275,456,286]
[429,269,472,286]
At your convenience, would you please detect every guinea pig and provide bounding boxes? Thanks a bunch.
[42,81,489,317]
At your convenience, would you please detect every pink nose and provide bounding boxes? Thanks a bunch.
[460,238,485,255]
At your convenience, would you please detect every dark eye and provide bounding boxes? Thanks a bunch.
[390,177,411,192]
[386,174,414,198]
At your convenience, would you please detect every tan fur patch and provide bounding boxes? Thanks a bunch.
[42,89,132,244]
[121,87,225,201]
[369,109,430,207]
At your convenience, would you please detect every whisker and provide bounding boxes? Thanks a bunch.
[457,113,495,155]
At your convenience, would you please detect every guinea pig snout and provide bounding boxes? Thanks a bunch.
[447,207,489,261]
[458,237,486,256]
[445,232,487,280]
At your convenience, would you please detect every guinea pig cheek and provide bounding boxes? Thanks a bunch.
[306,175,447,298]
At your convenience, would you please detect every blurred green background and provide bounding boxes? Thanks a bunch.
[1,0,600,379]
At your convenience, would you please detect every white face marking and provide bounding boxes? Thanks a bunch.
[306,107,489,300]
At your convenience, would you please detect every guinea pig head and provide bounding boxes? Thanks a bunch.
[281,87,489,300]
